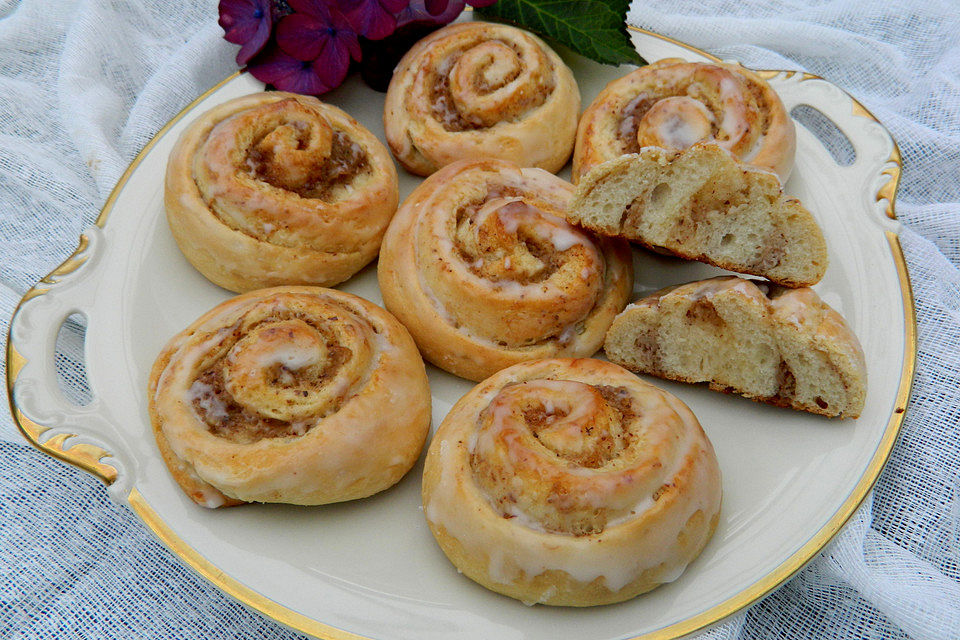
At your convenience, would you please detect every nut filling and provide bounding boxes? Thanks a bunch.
[617,94,658,153]
[454,190,581,286]
[247,130,370,200]
[188,314,354,444]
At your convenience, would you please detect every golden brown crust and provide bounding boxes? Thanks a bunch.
[148,348,245,508]
[165,93,399,293]
[383,22,580,176]
[377,159,633,381]
[421,358,722,606]
[604,277,867,418]
[147,287,431,507]
[573,58,795,184]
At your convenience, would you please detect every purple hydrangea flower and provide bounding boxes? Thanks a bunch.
[343,0,410,40]
[219,0,274,65]
[248,0,362,94]
[223,0,486,95]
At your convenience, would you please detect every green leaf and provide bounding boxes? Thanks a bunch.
[476,0,646,67]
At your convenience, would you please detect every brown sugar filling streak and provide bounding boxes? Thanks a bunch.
[454,184,566,285]
[188,314,356,444]
[245,129,370,200]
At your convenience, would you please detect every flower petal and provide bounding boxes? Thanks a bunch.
[380,0,409,11]
[313,36,353,88]
[248,46,331,94]
[465,0,497,6]
[276,12,331,60]
[344,0,397,40]
[236,8,273,65]
[288,0,330,18]
[328,6,363,59]
[424,0,448,15]
[219,0,271,45]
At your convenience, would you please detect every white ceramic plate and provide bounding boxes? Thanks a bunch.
[7,27,914,640]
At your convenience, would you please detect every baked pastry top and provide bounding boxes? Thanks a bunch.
[573,58,796,184]
[422,358,722,606]
[604,276,867,418]
[148,286,431,507]
[383,21,580,176]
[377,158,633,381]
[165,92,398,293]
[569,144,828,287]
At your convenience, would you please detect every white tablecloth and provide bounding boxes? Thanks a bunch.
[1,0,958,637]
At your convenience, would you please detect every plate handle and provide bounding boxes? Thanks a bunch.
[7,225,135,501]
[756,69,901,225]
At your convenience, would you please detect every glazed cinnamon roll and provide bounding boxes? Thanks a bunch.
[148,287,431,508]
[573,58,796,183]
[422,358,722,606]
[377,159,632,381]
[383,22,580,176]
[165,92,398,293]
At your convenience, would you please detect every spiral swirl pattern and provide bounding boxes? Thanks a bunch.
[378,159,632,381]
[148,287,430,508]
[383,22,580,176]
[573,58,796,184]
[165,93,398,293]
[422,359,722,606]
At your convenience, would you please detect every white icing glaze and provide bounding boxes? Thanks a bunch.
[289,421,310,437]
[252,342,321,371]
[717,75,749,145]
[637,97,715,151]
[659,112,710,148]
[186,379,230,423]
[197,486,227,509]
[556,323,578,346]
[371,326,401,357]
[732,278,761,297]
[494,199,587,252]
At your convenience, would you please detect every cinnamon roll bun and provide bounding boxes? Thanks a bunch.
[148,287,431,507]
[377,159,633,381]
[573,58,795,183]
[604,277,867,418]
[383,22,580,176]
[165,93,399,293]
[422,358,722,606]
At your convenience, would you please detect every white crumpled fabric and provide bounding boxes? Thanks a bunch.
[1,0,957,637]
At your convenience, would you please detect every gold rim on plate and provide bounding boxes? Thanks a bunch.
[6,28,914,640]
